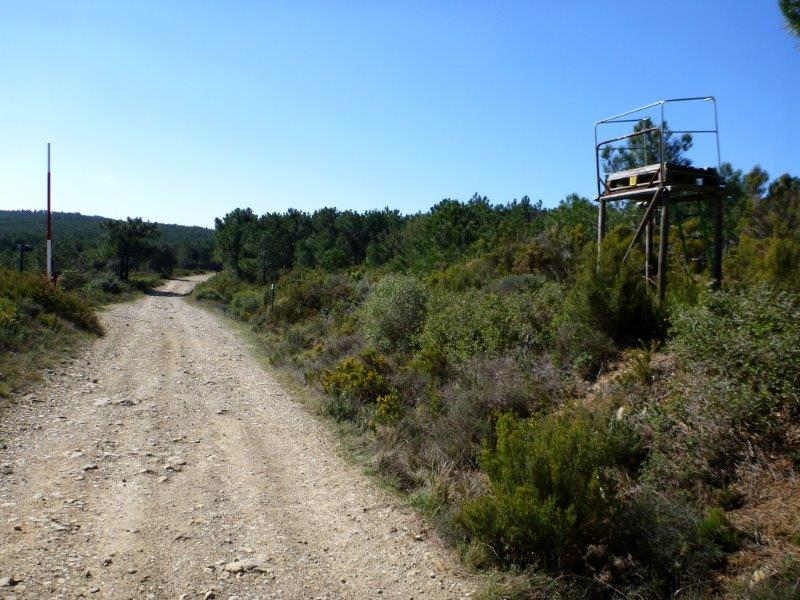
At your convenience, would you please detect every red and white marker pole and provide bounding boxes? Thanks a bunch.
[46,143,53,282]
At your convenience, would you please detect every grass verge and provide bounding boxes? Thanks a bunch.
[0,268,104,400]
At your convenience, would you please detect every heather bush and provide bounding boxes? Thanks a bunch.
[58,269,88,292]
[229,289,262,320]
[612,487,739,596]
[416,285,556,372]
[360,274,427,353]
[647,285,800,488]
[390,354,578,481]
[128,272,163,292]
[193,271,247,303]
[1,269,102,335]
[460,409,640,569]
[270,271,359,324]
[459,408,740,594]
[551,229,665,376]
[0,269,103,395]
[372,391,404,427]
[426,256,496,291]
[727,234,800,292]
[87,272,127,294]
[320,352,390,421]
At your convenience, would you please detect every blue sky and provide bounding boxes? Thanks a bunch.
[1,1,798,228]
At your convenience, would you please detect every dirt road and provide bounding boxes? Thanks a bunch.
[0,275,476,599]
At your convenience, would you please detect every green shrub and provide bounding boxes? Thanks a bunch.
[613,486,738,596]
[565,231,665,348]
[0,269,103,395]
[426,256,495,291]
[371,391,404,427]
[58,269,88,292]
[193,271,246,303]
[128,273,162,291]
[417,285,557,371]
[87,272,127,294]
[360,274,427,352]
[618,343,658,387]
[553,318,616,379]
[696,507,739,553]
[0,296,16,325]
[650,286,800,488]
[320,353,390,421]
[417,290,496,367]
[511,234,571,280]
[727,234,800,292]
[271,271,359,324]
[671,286,800,417]
[0,269,102,335]
[386,355,576,484]
[486,273,545,295]
[229,289,262,320]
[460,409,639,569]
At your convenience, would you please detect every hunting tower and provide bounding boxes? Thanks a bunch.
[594,97,723,300]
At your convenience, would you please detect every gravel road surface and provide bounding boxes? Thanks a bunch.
[0,275,476,599]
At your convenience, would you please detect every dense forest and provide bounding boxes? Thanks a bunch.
[196,152,800,598]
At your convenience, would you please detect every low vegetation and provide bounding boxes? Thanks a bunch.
[0,269,103,397]
[196,152,800,597]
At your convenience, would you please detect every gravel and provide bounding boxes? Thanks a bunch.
[0,275,476,598]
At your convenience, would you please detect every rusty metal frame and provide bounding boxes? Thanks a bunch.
[593,97,723,301]
[594,96,721,199]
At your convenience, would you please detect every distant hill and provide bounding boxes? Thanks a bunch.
[0,210,213,247]
[0,210,216,272]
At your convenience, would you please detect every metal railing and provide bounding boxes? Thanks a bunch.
[594,97,720,199]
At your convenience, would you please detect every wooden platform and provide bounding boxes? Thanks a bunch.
[598,162,720,202]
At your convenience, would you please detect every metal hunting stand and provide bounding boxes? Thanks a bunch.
[594,97,723,301]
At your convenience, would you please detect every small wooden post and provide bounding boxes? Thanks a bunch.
[657,193,670,302]
[711,193,723,290]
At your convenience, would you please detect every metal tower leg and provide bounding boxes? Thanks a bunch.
[645,219,653,285]
[597,197,607,271]
[657,193,670,302]
[711,194,723,289]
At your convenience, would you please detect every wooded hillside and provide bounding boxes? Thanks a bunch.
[0,210,217,275]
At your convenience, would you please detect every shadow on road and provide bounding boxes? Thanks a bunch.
[145,289,191,298]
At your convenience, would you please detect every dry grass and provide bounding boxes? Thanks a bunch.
[721,460,800,594]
